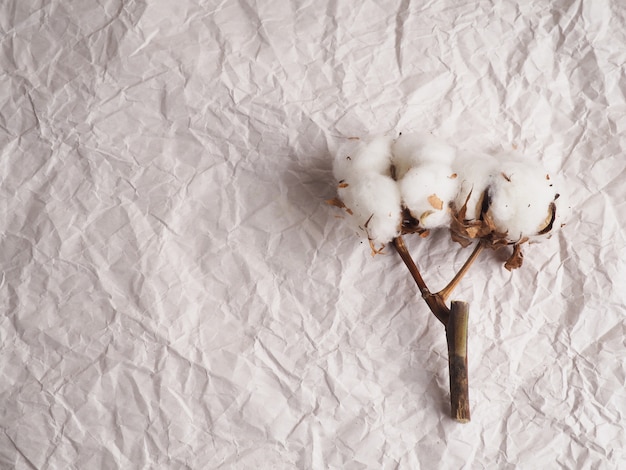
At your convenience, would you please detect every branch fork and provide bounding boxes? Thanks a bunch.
[393,236,484,422]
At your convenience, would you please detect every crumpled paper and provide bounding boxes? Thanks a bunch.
[1,0,625,468]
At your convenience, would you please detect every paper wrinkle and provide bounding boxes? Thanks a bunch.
[1,0,626,468]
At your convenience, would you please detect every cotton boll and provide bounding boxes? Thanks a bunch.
[338,173,402,244]
[400,163,459,229]
[487,159,559,241]
[333,135,400,249]
[392,133,456,179]
[452,152,499,220]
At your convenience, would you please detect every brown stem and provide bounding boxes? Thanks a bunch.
[437,242,484,302]
[393,237,449,325]
[393,238,473,422]
[447,301,470,422]
[392,236,429,296]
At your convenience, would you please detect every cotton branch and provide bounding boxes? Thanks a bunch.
[330,132,564,423]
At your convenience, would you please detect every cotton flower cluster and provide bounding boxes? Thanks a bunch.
[332,133,562,268]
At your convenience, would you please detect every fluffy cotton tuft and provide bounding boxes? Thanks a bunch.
[392,133,456,179]
[399,163,459,229]
[333,135,394,181]
[337,173,402,244]
[333,136,402,246]
[487,159,559,240]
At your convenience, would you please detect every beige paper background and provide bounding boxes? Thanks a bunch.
[1,1,624,468]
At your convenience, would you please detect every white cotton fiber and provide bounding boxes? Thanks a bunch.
[337,173,402,244]
[332,131,564,253]
[392,133,456,179]
[488,159,558,240]
[333,135,394,182]
[452,152,499,220]
[399,163,459,229]
[352,135,394,175]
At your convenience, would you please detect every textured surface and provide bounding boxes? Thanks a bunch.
[1,0,625,468]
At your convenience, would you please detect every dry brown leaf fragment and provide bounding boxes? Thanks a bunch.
[390,164,397,181]
[326,198,346,209]
[451,230,473,247]
[480,210,501,237]
[464,225,481,238]
[504,244,524,271]
[479,189,492,219]
[368,239,385,256]
[488,237,511,250]
[428,194,444,210]
[326,196,355,216]
[449,189,513,250]
[537,202,557,235]
[458,190,472,220]
[400,208,430,237]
